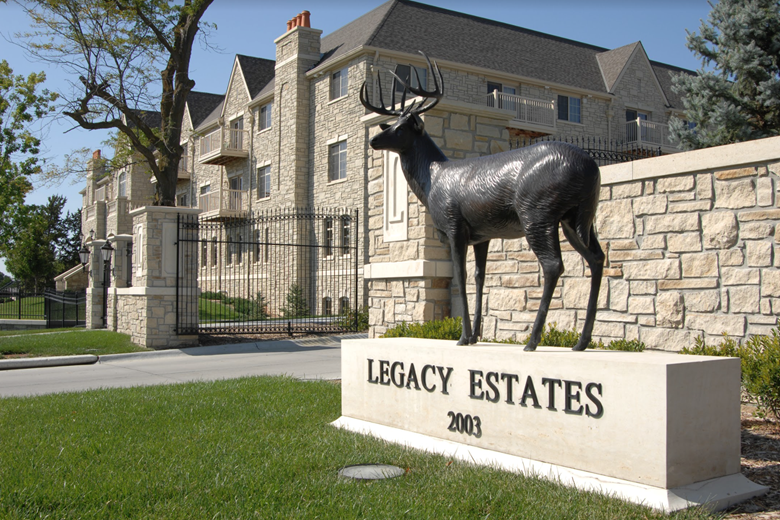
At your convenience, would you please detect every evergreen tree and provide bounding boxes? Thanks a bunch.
[670,0,780,149]
[281,283,309,318]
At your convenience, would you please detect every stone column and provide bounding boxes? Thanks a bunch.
[85,239,108,329]
[113,206,201,349]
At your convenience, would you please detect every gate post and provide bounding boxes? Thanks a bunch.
[113,206,201,349]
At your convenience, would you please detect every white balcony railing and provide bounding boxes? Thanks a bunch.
[95,185,107,202]
[198,127,250,164]
[625,119,668,147]
[487,92,556,128]
[199,188,248,217]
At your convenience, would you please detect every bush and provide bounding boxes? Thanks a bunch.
[281,283,309,318]
[201,291,225,301]
[680,328,780,420]
[337,305,369,331]
[603,338,645,352]
[382,317,462,340]
[228,295,268,320]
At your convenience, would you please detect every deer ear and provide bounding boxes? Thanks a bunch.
[411,114,425,133]
[379,123,390,131]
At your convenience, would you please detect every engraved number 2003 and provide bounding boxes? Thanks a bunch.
[447,411,482,438]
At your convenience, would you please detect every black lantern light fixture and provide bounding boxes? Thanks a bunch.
[79,244,91,272]
[101,240,115,263]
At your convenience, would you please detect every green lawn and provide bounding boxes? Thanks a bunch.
[0,296,45,319]
[0,329,148,358]
[0,376,716,519]
[199,297,245,322]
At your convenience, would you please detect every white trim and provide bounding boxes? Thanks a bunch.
[275,53,322,70]
[326,134,349,146]
[364,260,453,280]
[600,135,780,185]
[114,287,177,296]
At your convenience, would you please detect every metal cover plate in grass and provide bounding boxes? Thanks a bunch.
[338,464,404,480]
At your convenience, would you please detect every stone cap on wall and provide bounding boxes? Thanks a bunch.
[364,259,452,280]
[601,135,780,186]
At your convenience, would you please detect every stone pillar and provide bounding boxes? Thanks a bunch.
[365,146,453,338]
[112,206,200,349]
[85,239,108,329]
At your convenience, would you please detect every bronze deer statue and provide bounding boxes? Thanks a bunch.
[361,53,604,351]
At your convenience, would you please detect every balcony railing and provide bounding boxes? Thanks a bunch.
[486,92,556,129]
[199,188,248,220]
[625,119,668,147]
[198,127,249,165]
[178,159,191,180]
[95,185,107,202]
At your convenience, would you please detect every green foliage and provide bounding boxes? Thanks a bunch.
[227,293,268,321]
[199,291,268,321]
[337,305,369,331]
[603,338,646,352]
[670,0,780,149]
[0,60,58,220]
[680,328,780,420]
[281,283,309,318]
[0,195,81,291]
[200,290,224,301]
[382,317,462,340]
[0,329,146,358]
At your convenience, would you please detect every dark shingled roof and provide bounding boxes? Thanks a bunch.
[236,55,276,99]
[126,109,162,130]
[187,91,224,128]
[596,42,640,93]
[317,0,695,108]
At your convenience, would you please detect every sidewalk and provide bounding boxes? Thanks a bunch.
[0,334,360,398]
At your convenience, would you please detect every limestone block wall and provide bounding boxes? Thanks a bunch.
[469,136,780,350]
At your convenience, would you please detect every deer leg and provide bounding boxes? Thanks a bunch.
[561,223,605,351]
[470,241,490,344]
[523,225,563,352]
[449,234,471,346]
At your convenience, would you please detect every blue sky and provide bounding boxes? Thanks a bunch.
[1,0,711,273]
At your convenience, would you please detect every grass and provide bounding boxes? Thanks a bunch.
[0,329,148,359]
[0,296,45,319]
[0,376,716,519]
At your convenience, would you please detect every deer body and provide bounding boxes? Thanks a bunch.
[363,53,604,350]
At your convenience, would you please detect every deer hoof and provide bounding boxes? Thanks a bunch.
[572,341,588,352]
[524,343,537,352]
[456,337,469,346]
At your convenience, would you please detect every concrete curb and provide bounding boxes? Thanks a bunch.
[0,354,98,371]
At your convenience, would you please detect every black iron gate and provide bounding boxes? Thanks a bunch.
[176,208,359,335]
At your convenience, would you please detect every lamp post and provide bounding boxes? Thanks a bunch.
[101,240,114,328]
[79,244,90,273]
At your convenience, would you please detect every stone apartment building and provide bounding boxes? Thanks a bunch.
[78,0,692,321]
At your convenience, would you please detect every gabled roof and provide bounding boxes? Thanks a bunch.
[195,98,224,132]
[316,0,695,108]
[186,91,224,128]
[236,55,276,99]
[596,42,640,93]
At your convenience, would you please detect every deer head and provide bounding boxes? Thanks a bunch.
[360,51,444,154]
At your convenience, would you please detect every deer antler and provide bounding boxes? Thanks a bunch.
[360,51,444,117]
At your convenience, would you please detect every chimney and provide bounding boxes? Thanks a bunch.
[93,150,101,160]
[296,13,303,27]
[301,11,310,28]
[287,19,292,31]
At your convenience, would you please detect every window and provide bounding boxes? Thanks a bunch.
[229,176,243,211]
[201,239,208,267]
[341,216,351,255]
[324,218,333,257]
[330,67,348,100]
[211,236,218,267]
[394,64,427,93]
[258,102,273,131]
[487,82,517,110]
[180,144,189,176]
[237,234,243,264]
[328,141,347,182]
[117,171,127,198]
[226,235,233,266]
[264,228,270,263]
[257,165,271,199]
[200,185,211,211]
[177,193,188,207]
[322,297,332,316]
[339,297,350,315]
[626,109,649,141]
[254,230,261,263]
[557,95,581,123]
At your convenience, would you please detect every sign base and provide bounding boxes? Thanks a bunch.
[332,416,766,512]
[333,338,768,511]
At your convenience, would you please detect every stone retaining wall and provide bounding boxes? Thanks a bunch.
[473,136,780,350]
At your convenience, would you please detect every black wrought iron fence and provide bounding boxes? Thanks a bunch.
[0,283,45,320]
[176,208,360,336]
[44,289,87,328]
[509,136,663,166]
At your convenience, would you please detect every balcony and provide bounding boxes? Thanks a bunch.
[199,188,248,220]
[198,127,249,165]
[486,92,556,130]
[178,160,191,180]
[625,119,669,147]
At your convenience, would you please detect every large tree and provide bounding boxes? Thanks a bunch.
[669,0,780,149]
[0,60,58,221]
[19,0,214,205]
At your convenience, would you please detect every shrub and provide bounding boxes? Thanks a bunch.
[382,317,462,340]
[521,323,605,349]
[281,283,309,318]
[337,305,369,331]
[201,291,224,301]
[229,295,268,320]
[604,338,645,352]
[680,333,740,357]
